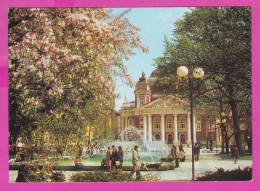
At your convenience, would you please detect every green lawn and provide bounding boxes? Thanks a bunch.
[218,152,252,161]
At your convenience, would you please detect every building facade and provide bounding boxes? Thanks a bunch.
[118,72,213,145]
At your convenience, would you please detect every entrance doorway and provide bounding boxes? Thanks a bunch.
[180,134,186,144]
[168,134,173,144]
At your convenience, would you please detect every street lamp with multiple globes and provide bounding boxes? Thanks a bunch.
[177,66,204,181]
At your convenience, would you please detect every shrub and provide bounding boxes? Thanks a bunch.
[25,170,51,182]
[16,165,66,182]
[70,170,133,182]
[50,171,66,182]
[196,167,252,181]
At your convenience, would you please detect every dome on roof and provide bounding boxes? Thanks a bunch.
[135,72,149,91]
[150,69,159,78]
[138,72,146,82]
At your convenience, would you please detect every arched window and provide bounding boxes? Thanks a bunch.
[180,134,186,144]
[155,134,160,141]
[139,96,144,106]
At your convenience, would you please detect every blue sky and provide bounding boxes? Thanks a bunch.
[113,8,190,111]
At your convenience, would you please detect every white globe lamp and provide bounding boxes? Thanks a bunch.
[193,68,204,79]
[177,66,189,77]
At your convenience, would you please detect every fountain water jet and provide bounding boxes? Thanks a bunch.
[83,127,170,165]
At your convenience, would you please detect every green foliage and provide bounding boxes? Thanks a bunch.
[19,168,66,182]
[50,171,66,182]
[153,7,251,155]
[69,170,133,182]
[196,167,252,181]
[24,170,51,182]
[9,8,148,146]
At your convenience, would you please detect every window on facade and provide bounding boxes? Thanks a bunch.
[154,117,160,129]
[167,118,172,128]
[128,118,134,127]
[139,96,144,106]
[180,134,186,144]
[196,115,201,129]
[139,117,143,129]
[179,117,186,129]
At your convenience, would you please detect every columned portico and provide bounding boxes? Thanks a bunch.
[160,114,165,142]
[174,114,178,145]
[143,114,147,141]
[148,114,152,141]
[187,114,192,144]
[119,72,208,146]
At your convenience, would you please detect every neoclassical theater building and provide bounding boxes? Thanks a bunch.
[118,72,213,145]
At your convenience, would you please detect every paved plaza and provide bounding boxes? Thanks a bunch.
[9,150,252,182]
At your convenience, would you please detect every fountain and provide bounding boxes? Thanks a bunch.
[80,127,170,168]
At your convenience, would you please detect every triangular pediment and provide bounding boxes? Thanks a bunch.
[141,95,189,109]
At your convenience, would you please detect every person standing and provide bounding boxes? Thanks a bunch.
[230,144,234,158]
[132,145,141,180]
[171,145,176,167]
[194,143,201,161]
[175,147,180,168]
[118,146,124,174]
[179,144,184,152]
[233,146,239,164]
[106,146,112,172]
[111,146,119,170]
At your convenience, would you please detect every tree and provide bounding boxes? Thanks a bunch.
[153,7,251,156]
[9,8,148,147]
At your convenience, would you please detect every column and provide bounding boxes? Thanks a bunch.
[148,114,152,141]
[187,114,192,144]
[125,115,127,129]
[143,115,147,141]
[120,117,123,131]
[193,115,197,143]
[160,114,165,142]
[174,114,178,145]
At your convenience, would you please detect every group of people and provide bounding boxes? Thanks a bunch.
[170,144,186,168]
[105,145,141,180]
[106,145,124,173]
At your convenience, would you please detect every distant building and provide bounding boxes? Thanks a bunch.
[118,71,216,145]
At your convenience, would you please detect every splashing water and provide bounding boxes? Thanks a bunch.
[82,127,170,163]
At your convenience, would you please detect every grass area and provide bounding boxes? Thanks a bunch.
[218,152,252,161]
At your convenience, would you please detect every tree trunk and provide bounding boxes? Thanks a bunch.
[221,128,225,153]
[225,130,229,155]
[230,99,244,156]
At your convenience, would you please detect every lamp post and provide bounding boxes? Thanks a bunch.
[177,66,204,181]
[209,116,213,151]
